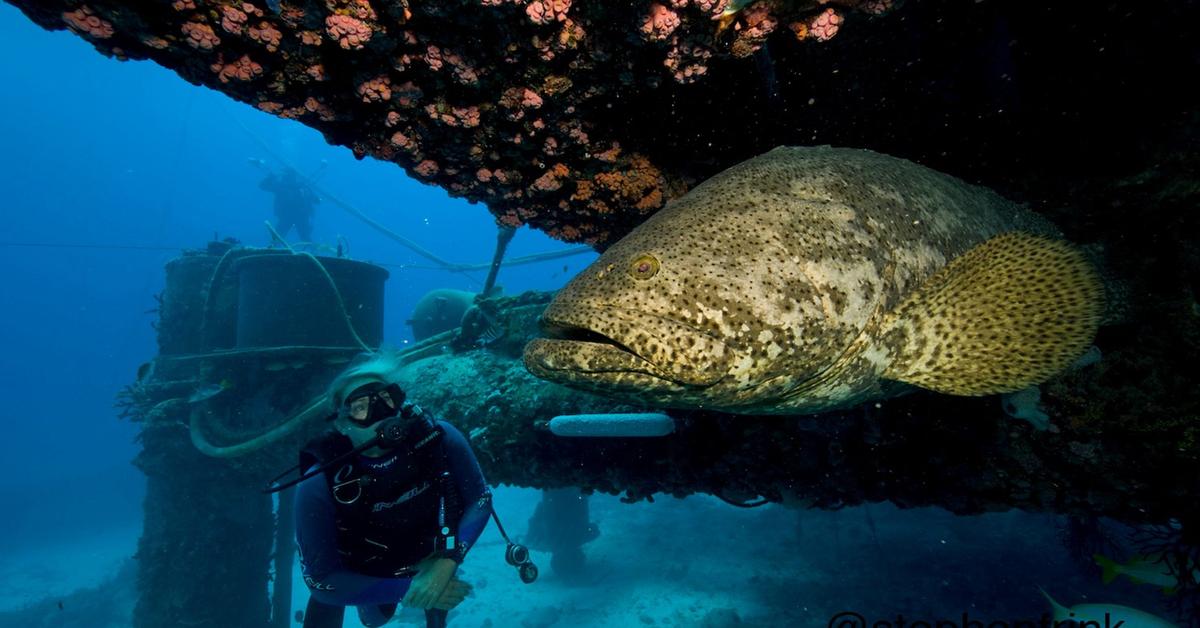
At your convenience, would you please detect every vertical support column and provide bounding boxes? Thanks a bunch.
[133,427,274,628]
[132,249,276,628]
[524,488,600,583]
[272,488,296,628]
[128,247,385,628]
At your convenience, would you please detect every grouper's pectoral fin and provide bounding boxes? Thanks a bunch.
[878,231,1104,396]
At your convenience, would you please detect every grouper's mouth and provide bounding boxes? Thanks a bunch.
[522,305,731,391]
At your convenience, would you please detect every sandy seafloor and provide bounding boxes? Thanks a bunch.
[0,480,1182,628]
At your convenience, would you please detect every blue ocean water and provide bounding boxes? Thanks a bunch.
[0,4,1189,628]
[0,2,593,611]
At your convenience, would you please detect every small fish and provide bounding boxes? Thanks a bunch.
[57,601,63,611]
[1040,587,1178,628]
[478,323,505,345]
[1095,553,1200,594]
[461,305,504,346]
[714,0,752,34]
[1000,386,1050,431]
[188,379,232,403]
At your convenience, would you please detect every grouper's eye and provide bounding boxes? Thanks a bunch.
[629,254,660,280]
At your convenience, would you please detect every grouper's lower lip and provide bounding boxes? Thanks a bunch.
[530,303,732,387]
[523,337,692,390]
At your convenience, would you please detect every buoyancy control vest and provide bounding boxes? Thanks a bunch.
[300,418,464,578]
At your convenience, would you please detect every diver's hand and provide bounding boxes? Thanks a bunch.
[401,558,457,610]
[432,578,471,611]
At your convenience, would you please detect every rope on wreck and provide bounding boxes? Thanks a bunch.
[190,394,331,458]
[198,246,290,349]
[0,239,593,271]
[0,241,184,252]
[228,108,594,277]
[265,221,373,354]
[188,334,452,457]
[229,108,474,278]
[189,223,372,458]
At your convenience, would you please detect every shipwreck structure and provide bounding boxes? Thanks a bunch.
[116,235,1199,627]
[9,0,1198,626]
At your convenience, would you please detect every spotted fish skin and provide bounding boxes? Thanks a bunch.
[523,146,1077,415]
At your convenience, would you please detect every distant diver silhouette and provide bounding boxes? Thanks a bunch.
[259,166,319,242]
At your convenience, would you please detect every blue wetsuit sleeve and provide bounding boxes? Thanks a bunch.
[439,421,491,560]
[294,472,414,606]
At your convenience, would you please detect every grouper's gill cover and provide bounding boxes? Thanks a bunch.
[523,146,1104,415]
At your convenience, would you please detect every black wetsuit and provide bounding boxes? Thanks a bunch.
[295,421,490,627]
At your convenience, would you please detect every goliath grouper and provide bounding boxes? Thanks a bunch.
[523,146,1104,415]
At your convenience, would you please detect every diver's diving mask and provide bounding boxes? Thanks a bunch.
[343,382,405,427]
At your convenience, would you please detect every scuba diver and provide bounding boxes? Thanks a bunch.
[258,165,320,243]
[289,356,495,628]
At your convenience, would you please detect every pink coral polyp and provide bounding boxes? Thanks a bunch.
[182,21,221,51]
[526,0,571,25]
[325,15,373,50]
[808,8,843,42]
[641,4,680,42]
[357,76,392,103]
[249,22,283,52]
[213,54,264,83]
[665,39,712,84]
[63,6,114,39]
[414,160,439,177]
[220,6,247,35]
[390,131,418,151]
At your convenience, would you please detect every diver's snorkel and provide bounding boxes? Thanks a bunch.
[263,398,423,494]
